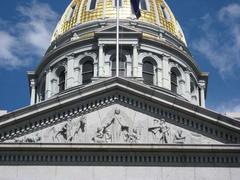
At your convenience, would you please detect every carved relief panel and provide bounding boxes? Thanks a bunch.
[7,104,221,144]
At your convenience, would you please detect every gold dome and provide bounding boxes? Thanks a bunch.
[52,0,186,45]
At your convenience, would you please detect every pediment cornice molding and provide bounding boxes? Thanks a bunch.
[0,77,240,143]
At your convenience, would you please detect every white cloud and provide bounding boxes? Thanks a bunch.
[0,1,58,69]
[218,3,240,21]
[0,31,21,67]
[215,99,240,113]
[192,3,240,77]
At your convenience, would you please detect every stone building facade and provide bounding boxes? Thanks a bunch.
[0,0,239,179]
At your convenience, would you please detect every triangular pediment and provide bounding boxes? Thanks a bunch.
[95,25,142,38]
[4,104,222,144]
[1,77,240,145]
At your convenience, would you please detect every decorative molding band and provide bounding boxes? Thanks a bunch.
[0,87,240,144]
[0,144,239,167]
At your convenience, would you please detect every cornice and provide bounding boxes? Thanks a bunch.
[0,77,239,136]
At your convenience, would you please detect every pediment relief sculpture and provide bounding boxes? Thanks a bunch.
[92,108,140,143]
[6,105,222,144]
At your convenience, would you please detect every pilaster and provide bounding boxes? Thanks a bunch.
[185,70,191,101]
[73,67,81,86]
[162,55,171,90]
[156,67,163,87]
[51,79,58,95]
[132,44,139,77]
[179,79,185,97]
[66,54,75,88]
[98,43,105,77]
[45,69,52,99]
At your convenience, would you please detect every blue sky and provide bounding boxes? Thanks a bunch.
[0,0,240,113]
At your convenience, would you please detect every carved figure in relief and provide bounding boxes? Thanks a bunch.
[55,123,69,142]
[92,127,112,143]
[148,119,170,144]
[14,133,41,143]
[173,129,186,144]
[70,116,86,142]
[124,128,140,143]
[92,118,114,143]
[54,116,87,143]
[92,108,138,143]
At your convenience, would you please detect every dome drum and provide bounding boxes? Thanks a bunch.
[28,26,207,108]
[3,1,240,179]
[48,19,188,56]
[27,0,208,109]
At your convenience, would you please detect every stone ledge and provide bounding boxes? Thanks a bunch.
[0,144,239,167]
[0,143,240,152]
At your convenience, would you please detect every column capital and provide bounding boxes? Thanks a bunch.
[30,79,36,87]
[66,53,75,60]
[45,67,52,74]
[155,67,162,71]
[162,53,171,59]
[179,79,185,84]
[198,80,206,89]
[132,43,138,47]
[74,66,81,71]
[98,43,105,47]
[185,69,191,74]
[51,78,57,83]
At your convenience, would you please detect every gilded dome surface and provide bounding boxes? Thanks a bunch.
[52,0,186,44]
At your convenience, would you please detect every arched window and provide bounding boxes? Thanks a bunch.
[140,0,148,10]
[111,54,126,77]
[89,0,97,10]
[161,5,171,21]
[143,60,154,85]
[56,66,66,93]
[82,60,94,84]
[170,67,181,93]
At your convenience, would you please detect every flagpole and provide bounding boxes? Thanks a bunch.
[116,0,120,77]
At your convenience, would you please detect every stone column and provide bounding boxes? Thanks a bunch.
[132,44,138,77]
[185,70,191,101]
[199,80,206,108]
[179,79,185,96]
[98,43,105,77]
[73,66,81,86]
[94,61,98,78]
[36,89,39,103]
[126,57,132,77]
[138,62,143,79]
[162,55,171,89]
[66,54,75,88]
[51,79,58,95]
[30,79,36,105]
[156,67,163,87]
[45,69,52,99]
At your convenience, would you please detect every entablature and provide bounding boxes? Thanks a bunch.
[1,78,239,145]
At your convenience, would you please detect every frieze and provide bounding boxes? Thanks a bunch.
[6,105,220,144]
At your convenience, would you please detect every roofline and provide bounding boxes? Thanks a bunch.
[0,77,238,133]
